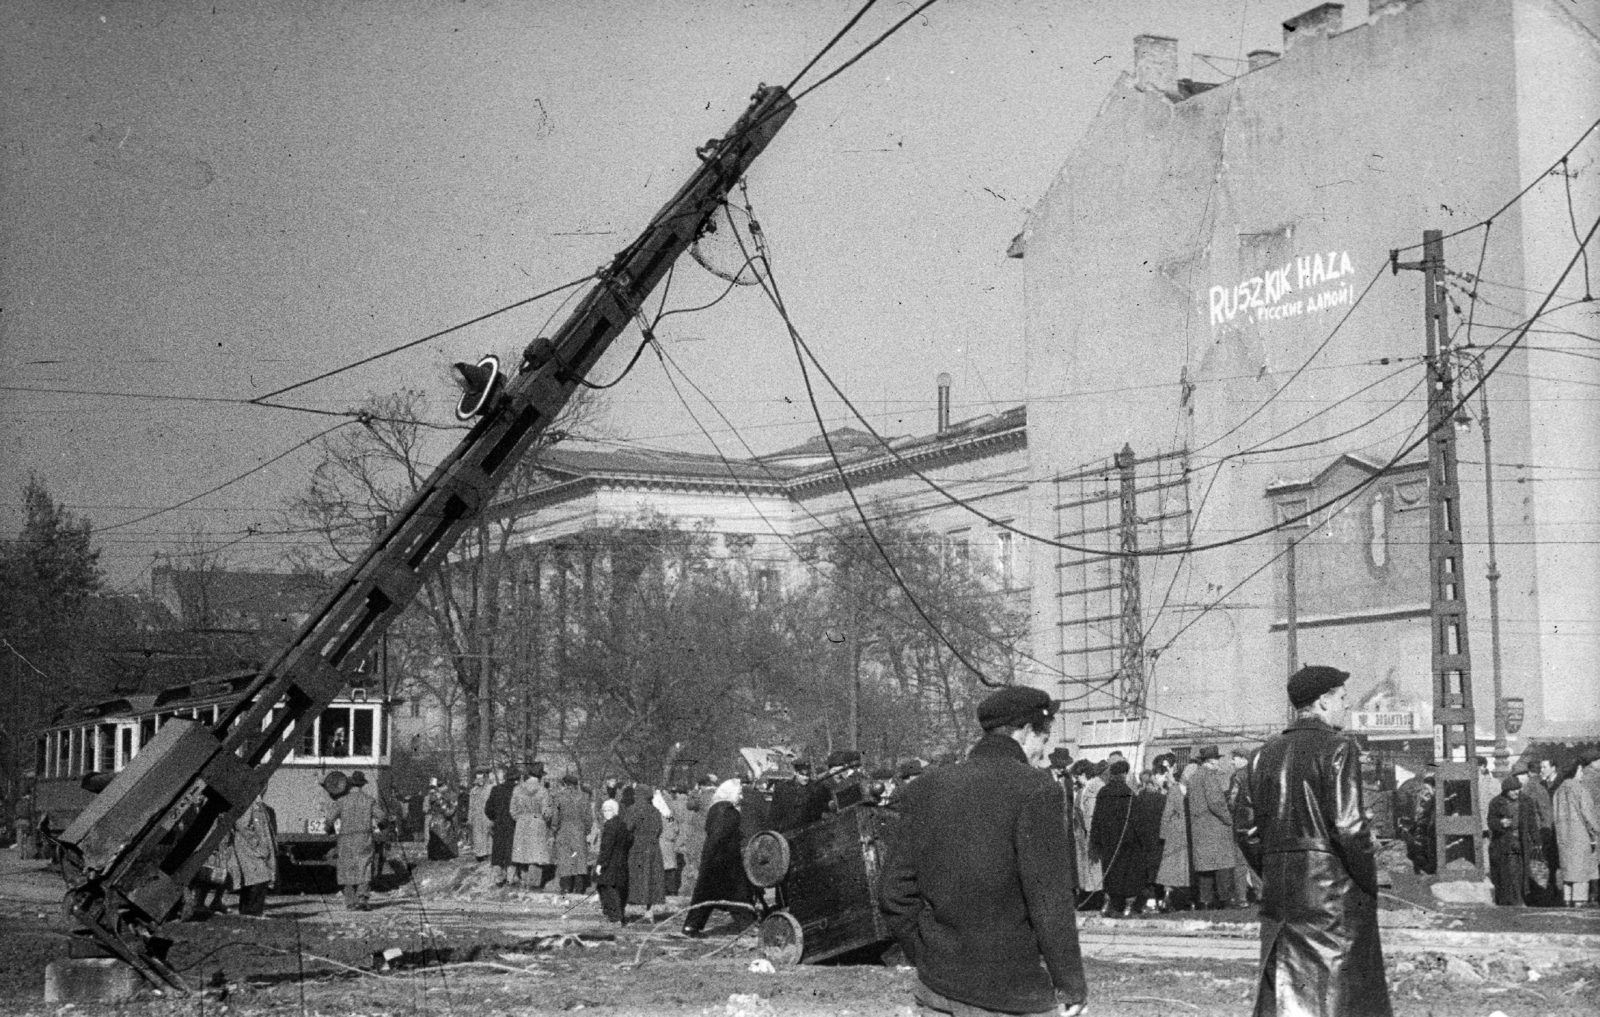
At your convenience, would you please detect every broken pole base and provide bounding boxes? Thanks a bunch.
[44,958,142,1003]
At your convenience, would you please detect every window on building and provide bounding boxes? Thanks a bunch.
[756,568,779,605]
[946,529,971,567]
[995,529,1016,588]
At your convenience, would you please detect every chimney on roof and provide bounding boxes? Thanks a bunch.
[1247,49,1280,72]
[937,373,952,434]
[1282,4,1343,52]
[1133,35,1178,96]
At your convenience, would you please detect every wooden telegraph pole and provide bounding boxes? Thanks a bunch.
[1394,230,1484,881]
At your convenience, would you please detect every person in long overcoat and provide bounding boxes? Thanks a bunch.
[1131,772,1166,908]
[328,770,386,910]
[594,798,632,923]
[468,768,493,862]
[625,783,667,911]
[1188,745,1243,908]
[1487,776,1524,906]
[551,773,593,895]
[1090,761,1144,915]
[1517,764,1560,905]
[232,797,278,916]
[511,765,555,887]
[1155,757,1192,910]
[1553,755,1599,906]
[1069,760,1102,905]
[1236,666,1389,1017]
[682,779,759,935]
[486,766,519,886]
[656,788,682,896]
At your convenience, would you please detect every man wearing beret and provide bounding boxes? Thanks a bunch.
[1235,665,1390,1017]
[880,685,1087,1017]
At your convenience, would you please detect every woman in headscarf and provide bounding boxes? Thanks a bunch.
[683,778,759,937]
[625,783,667,918]
[594,798,632,924]
[1487,775,1524,906]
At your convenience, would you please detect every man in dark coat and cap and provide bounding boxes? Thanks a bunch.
[880,685,1087,1017]
[486,765,519,887]
[1235,664,1390,1017]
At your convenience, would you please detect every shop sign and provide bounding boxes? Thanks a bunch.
[1209,251,1356,328]
[1350,707,1419,733]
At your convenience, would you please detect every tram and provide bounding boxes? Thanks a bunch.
[33,670,397,867]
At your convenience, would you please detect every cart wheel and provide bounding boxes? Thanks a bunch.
[742,830,790,888]
[760,911,804,967]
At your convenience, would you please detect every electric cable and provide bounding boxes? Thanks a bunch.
[1391,115,1600,255]
[790,0,943,104]
[785,0,882,92]
[0,385,465,431]
[97,422,354,533]
[250,272,598,403]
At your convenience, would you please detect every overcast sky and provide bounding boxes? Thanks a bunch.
[1,0,1367,589]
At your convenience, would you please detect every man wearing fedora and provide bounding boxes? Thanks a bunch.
[325,770,387,911]
[881,685,1087,1017]
[1235,665,1390,1017]
[1189,744,1245,910]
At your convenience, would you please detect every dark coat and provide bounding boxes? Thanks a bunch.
[1519,780,1560,905]
[625,796,666,906]
[1132,787,1166,889]
[880,732,1085,1015]
[486,780,516,869]
[1487,792,1523,906]
[1090,776,1142,899]
[1236,718,1391,1017]
[689,801,756,908]
[594,814,632,891]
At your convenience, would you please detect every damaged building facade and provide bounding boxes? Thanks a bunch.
[1014,0,1600,765]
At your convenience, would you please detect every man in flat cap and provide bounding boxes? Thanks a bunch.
[1188,744,1244,910]
[881,685,1087,1017]
[1235,665,1390,1017]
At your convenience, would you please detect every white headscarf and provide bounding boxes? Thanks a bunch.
[653,789,673,819]
[601,798,620,820]
[711,778,743,806]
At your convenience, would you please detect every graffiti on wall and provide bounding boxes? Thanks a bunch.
[1209,250,1356,328]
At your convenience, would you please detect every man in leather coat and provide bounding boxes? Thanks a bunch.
[1235,665,1390,1017]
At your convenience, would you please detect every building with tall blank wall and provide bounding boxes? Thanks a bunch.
[1014,0,1600,765]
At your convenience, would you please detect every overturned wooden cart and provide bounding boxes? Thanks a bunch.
[741,801,901,965]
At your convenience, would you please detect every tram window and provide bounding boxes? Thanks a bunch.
[379,706,388,758]
[58,732,70,777]
[120,727,134,769]
[97,725,116,772]
[68,729,81,776]
[82,727,94,774]
[139,717,156,748]
[36,736,47,778]
[319,708,351,757]
[352,708,374,757]
[298,716,317,757]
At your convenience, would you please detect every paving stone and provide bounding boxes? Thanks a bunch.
[43,957,141,1003]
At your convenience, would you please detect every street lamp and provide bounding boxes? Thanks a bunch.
[1452,350,1508,772]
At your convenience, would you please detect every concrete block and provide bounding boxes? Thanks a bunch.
[1430,879,1493,904]
[43,958,141,1003]
[1443,956,1485,984]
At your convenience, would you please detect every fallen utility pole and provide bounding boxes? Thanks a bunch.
[56,83,795,991]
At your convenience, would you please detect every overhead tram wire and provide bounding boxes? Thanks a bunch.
[96,422,354,533]
[0,384,465,432]
[1391,115,1600,256]
[784,0,882,92]
[248,271,597,403]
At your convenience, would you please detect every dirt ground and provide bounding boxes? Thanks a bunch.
[2,852,1597,1017]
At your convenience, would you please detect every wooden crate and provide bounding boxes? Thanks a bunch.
[767,805,900,964]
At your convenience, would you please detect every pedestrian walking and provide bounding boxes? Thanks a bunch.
[232,796,278,917]
[486,765,519,886]
[594,798,631,924]
[1131,769,1166,912]
[625,783,667,917]
[551,772,593,897]
[1552,753,1598,908]
[682,778,759,937]
[468,767,493,862]
[1188,745,1244,909]
[880,685,1086,1017]
[1487,776,1524,906]
[1235,665,1390,1017]
[656,788,682,896]
[327,770,386,911]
